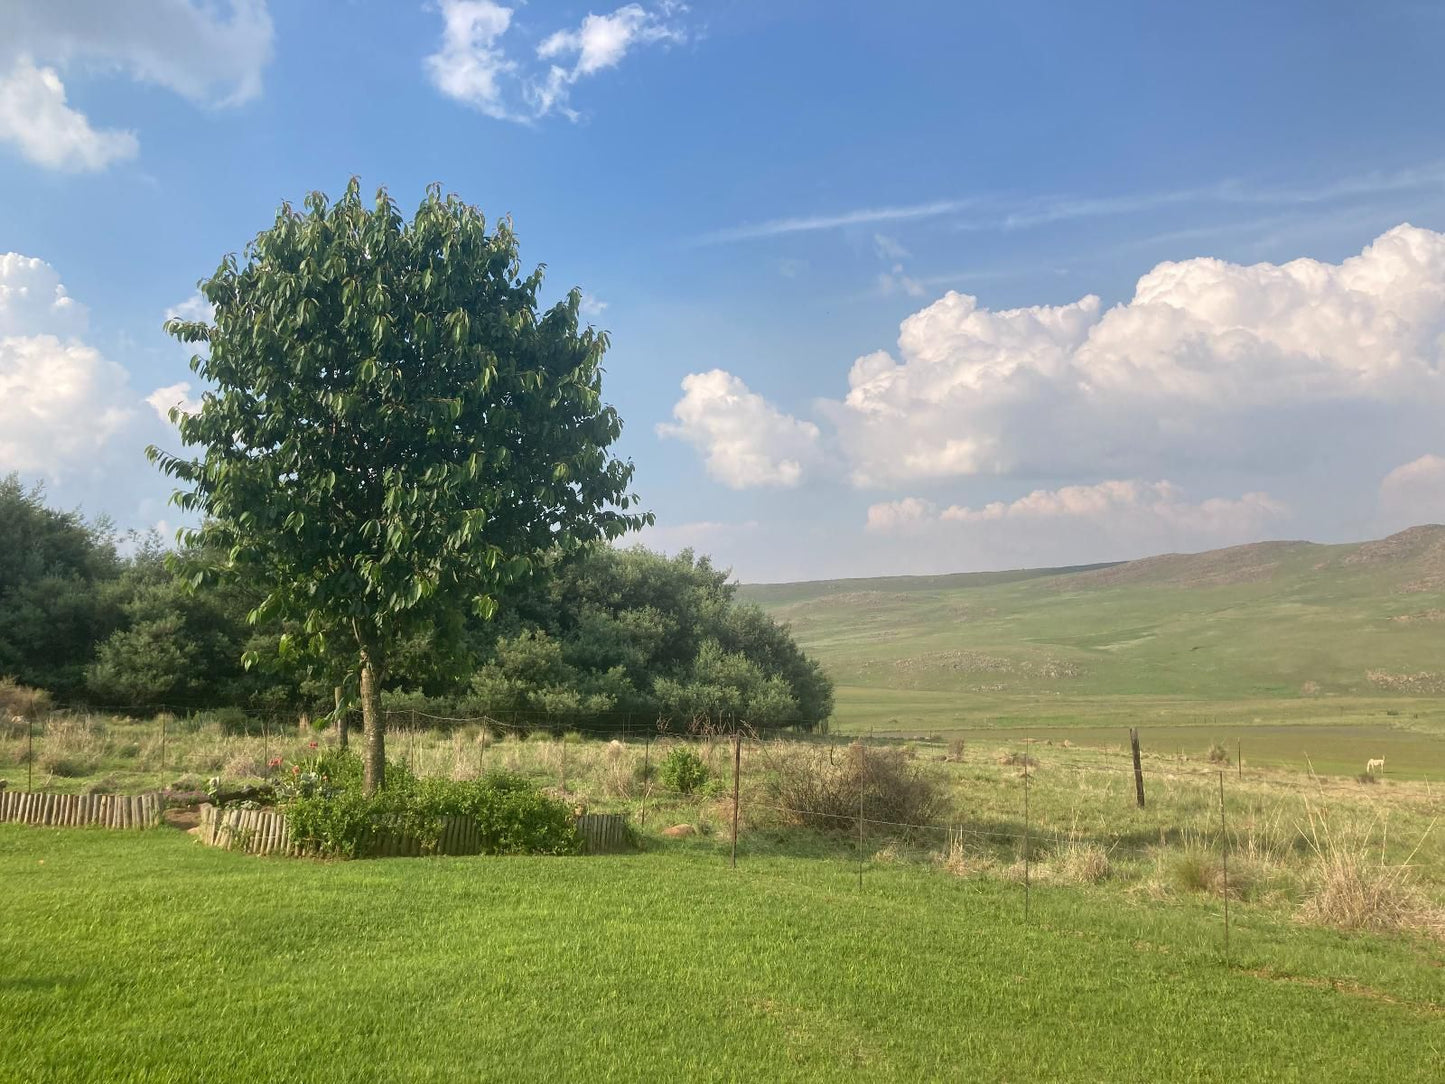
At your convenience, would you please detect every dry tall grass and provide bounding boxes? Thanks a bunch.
[1296,803,1442,938]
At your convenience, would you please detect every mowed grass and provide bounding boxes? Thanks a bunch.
[2,826,1442,1082]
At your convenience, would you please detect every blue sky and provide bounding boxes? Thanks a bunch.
[4,1,1445,581]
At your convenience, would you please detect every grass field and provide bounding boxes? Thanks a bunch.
[740,527,1445,776]
[1,825,1442,1083]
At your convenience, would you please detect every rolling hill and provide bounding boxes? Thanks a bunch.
[739,526,1445,748]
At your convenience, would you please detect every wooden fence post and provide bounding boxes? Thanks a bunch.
[1130,728,1146,808]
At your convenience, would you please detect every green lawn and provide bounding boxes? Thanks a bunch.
[2,826,1441,1082]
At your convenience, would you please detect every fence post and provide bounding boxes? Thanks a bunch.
[1129,728,1146,808]
[1219,770,1230,963]
[728,731,739,872]
[856,744,865,890]
[1023,748,1031,921]
[640,736,651,830]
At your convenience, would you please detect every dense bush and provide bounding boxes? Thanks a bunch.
[763,741,943,833]
[279,750,579,859]
[658,746,709,794]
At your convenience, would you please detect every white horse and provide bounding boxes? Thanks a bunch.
[1366,757,1385,775]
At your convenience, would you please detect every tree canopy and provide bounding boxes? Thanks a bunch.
[0,475,123,698]
[150,181,650,790]
[461,546,833,731]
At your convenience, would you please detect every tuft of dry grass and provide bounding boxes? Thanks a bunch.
[0,678,52,720]
[1296,804,1442,938]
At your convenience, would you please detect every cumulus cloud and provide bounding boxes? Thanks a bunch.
[0,1,274,169]
[674,223,1445,490]
[0,335,135,475]
[0,58,138,171]
[145,382,202,425]
[865,481,1288,564]
[0,253,142,477]
[656,370,821,489]
[0,252,88,336]
[426,1,686,122]
[1379,454,1445,530]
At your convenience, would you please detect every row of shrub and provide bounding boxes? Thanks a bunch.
[271,750,581,859]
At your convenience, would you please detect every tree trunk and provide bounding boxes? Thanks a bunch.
[360,653,385,794]
[335,685,349,750]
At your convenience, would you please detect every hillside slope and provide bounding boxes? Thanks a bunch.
[739,526,1445,704]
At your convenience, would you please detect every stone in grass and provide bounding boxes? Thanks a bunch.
[661,824,696,838]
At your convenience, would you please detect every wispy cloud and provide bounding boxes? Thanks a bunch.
[696,161,1445,246]
[426,1,688,124]
[695,198,983,244]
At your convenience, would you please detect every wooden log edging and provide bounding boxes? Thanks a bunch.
[576,812,631,854]
[0,790,162,829]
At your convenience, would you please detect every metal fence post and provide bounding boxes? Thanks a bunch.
[1219,770,1230,963]
[731,731,741,869]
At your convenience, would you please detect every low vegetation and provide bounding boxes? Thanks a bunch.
[277,750,580,859]
[4,711,1438,943]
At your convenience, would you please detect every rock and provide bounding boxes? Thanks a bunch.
[661,824,696,838]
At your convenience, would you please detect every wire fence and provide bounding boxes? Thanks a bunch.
[4,702,1356,962]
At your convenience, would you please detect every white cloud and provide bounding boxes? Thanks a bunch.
[0,253,142,478]
[1379,454,1445,529]
[865,480,1288,562]
[0,1,273,106]
[873,234,910,260]
[698,161,1445,245]
[876,263,925,298]
[656,369,821,489]
[0,252,88,336]
[825,223,1445,486]
[579,291,608,317]
[698,198,982,245]
[145,381,202,424]
[865,497,936,532]
[0,334,135,477]
[0,59,138,172]
[0,1,274,170]
[424,0,521,121]
[426,1,685,122]
[165,292,212,324]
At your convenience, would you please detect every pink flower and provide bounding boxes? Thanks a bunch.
[308,741,318,749]
[268,756,283,769]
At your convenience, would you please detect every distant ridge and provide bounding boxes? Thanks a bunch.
[737,526,1445,702]
[741,526,1445,596]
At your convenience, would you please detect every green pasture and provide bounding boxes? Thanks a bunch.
[1,826,1441,1082]
[831,687,1445,777]
[743,530,1445,775]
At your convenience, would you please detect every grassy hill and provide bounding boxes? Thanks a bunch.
[741,526,1445,756]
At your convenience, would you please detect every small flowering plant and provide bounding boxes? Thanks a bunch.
[271,752,337,801]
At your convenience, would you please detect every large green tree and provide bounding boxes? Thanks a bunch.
[0,474,124,697]
[151,182,649,791]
